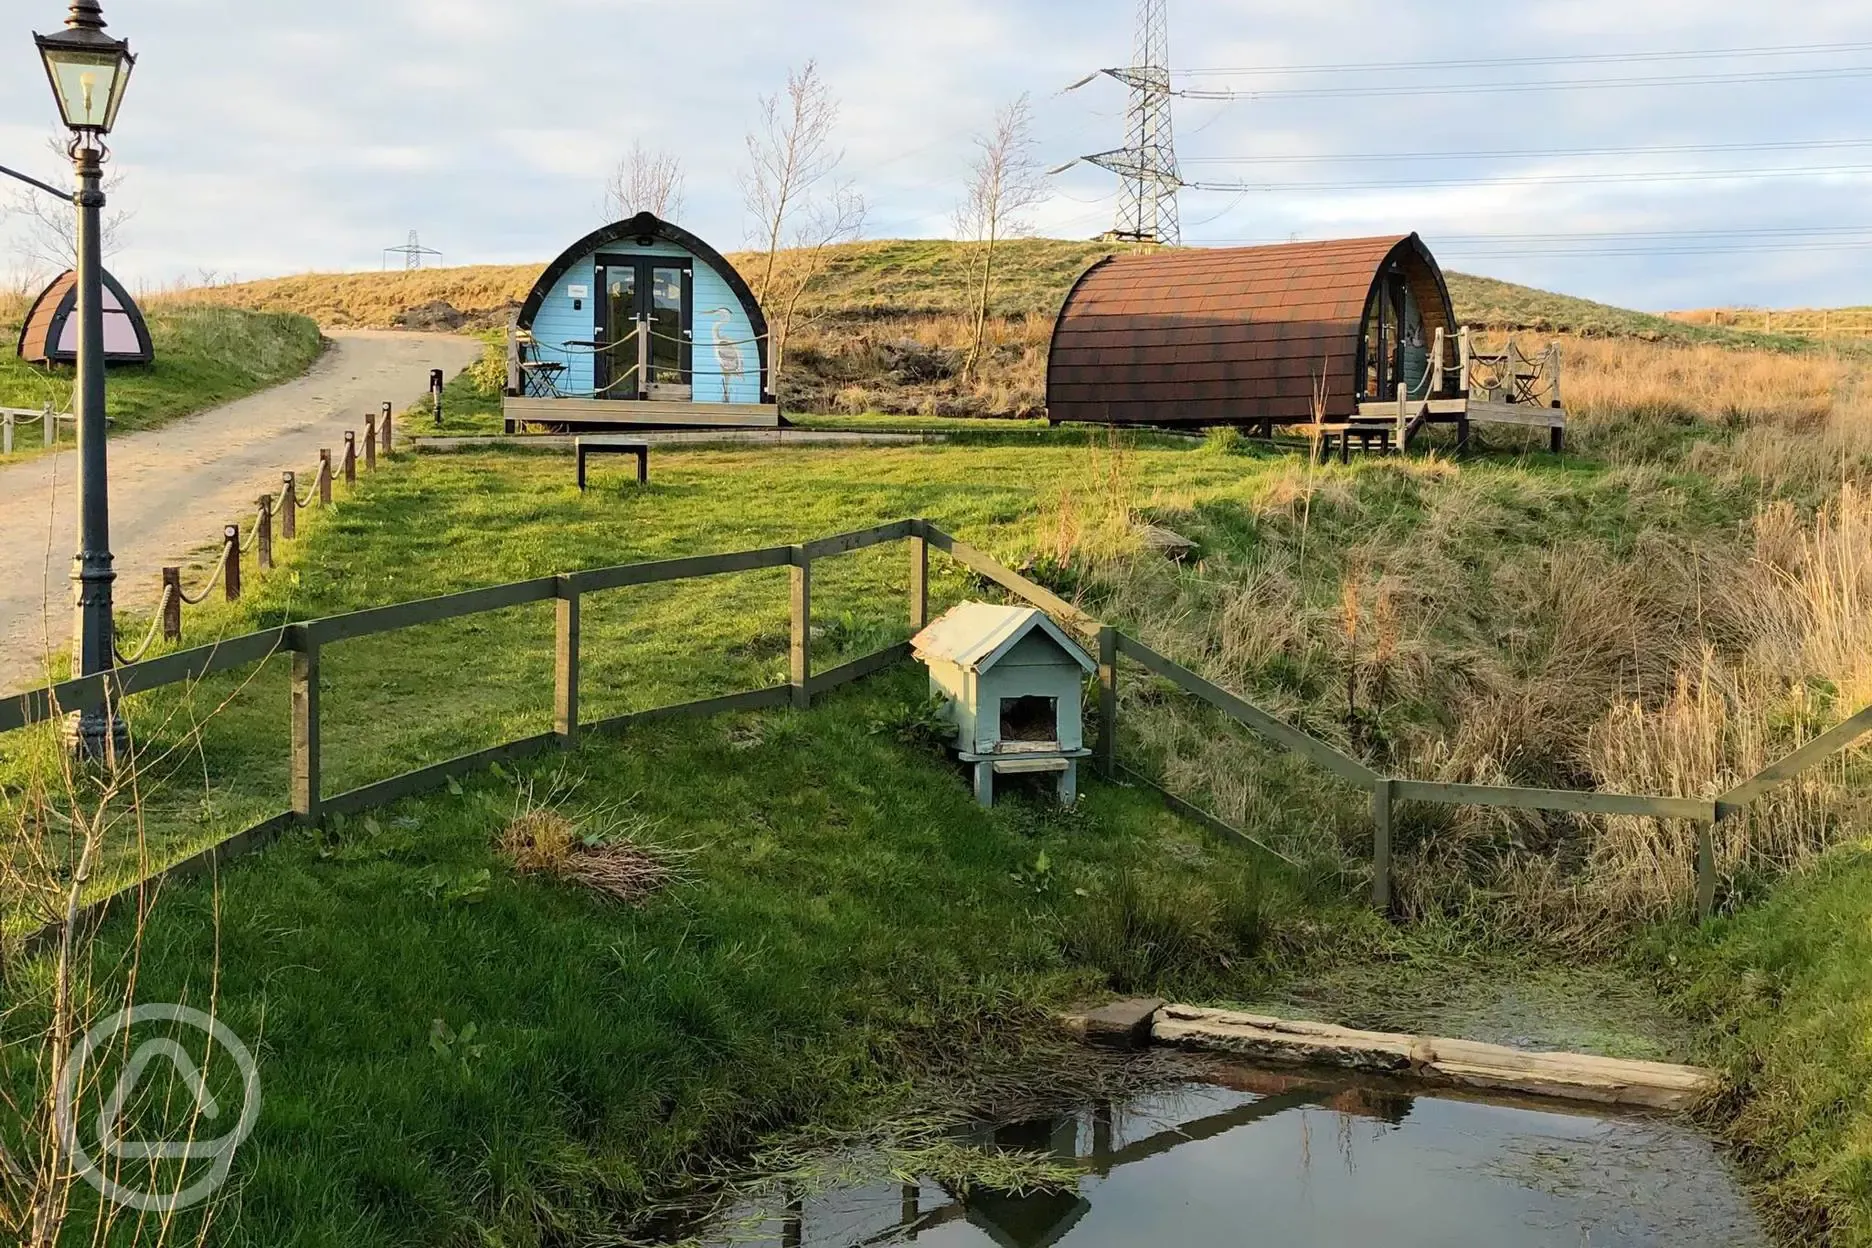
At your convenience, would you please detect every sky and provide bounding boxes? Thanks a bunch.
[2,0,1870,310]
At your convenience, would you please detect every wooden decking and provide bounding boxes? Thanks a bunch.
[502,396,782,432]
[1302,394,1567,460]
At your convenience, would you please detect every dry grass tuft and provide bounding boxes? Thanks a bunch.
[499,775,682,905]
[499,807,580,874]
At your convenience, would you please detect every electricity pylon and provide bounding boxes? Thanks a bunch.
[1082,0,1181,245]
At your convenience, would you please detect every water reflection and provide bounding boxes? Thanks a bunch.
[721,1066,1764,1248]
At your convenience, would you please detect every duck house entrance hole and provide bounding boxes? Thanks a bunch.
[1001,696,1059,745]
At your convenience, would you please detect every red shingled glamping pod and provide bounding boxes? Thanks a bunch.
[1046,234,1457,428]
[16,268,155,367]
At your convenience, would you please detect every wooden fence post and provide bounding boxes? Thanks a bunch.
[256,495,273,570]
[280,472,297,539]
[291,634,321,825]
[223,525,242,602]
[555,578,580,747]
[790,545,811,710]
[364,414,378,470]
[1097,625,1118,778]
[506,313,521,396]
[161,567,182,641]
[1695,821,1717,920]
[318,451,333,503]
[381,401,393,453]
[343,432,357,484]
[1371,779,1395,914]
[909,526,928,632]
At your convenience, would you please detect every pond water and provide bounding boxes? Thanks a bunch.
[709,1066,1765,1247]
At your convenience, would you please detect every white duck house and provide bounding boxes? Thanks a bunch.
[911,603,1097,808]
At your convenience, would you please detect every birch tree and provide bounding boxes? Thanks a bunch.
[956,94,1044,382]
[740,61,864,388]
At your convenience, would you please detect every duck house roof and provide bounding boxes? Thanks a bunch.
[911,602,1096,675]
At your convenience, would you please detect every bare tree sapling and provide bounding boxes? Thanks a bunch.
[956,95,1044,382]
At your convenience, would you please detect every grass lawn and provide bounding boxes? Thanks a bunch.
[8,432,1616,908]
[0,305,324,464]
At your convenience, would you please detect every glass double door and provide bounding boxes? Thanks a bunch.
[594,255,692,399]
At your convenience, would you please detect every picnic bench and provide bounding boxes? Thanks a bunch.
[576,438,650,490]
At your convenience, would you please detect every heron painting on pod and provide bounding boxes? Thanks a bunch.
[709,307,744,403]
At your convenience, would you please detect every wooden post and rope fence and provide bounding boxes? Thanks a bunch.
[130,401,414,649]
[1,402,65,455]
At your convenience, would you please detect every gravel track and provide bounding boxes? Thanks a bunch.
[0,329,483,692]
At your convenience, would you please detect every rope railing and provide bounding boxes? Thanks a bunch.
[239,501,268,554]
[1,402,68,454]
[174,544,229,607]
[113,584,175,665]
[647,325,769,348]
[293,464,325,509]
[139,391,411,650]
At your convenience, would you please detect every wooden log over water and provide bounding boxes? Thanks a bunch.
[1148,1005,1717,1112]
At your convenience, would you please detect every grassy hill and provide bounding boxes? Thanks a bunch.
[170,238,1817,420]
[0,293,324,462]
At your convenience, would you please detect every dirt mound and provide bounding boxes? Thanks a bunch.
[395,300,468,332]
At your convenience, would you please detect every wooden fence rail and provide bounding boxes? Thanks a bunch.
[7,520,1871,952]
[1099,632,1869,917]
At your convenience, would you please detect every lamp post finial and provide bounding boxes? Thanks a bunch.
[67,0,106,32]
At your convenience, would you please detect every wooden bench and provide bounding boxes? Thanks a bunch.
[575,438,649,490]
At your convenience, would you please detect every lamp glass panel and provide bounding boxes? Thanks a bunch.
[42,48,128,131]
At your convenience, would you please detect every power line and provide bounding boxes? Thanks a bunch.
[1437,242,1872,257]
[1195,225,1872,244]
[1166,63,1872,102]
[1177,38,1872,77]
[1179,137,1872,165]
[1182,162,1872,193]
[1188,226,1872,259]
[1438,225,1872,242]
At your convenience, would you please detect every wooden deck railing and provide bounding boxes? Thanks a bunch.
[6,519,1869,949]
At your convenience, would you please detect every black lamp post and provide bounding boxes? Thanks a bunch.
[35,0,135,760]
